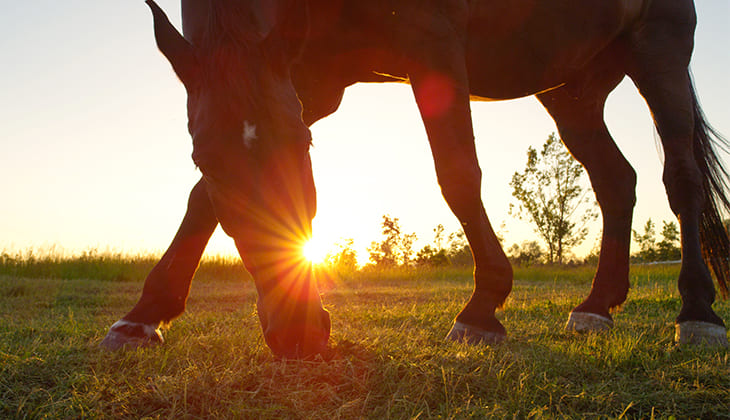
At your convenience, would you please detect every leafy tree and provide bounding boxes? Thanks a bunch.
[415,245,449,267]
[433,224,446,251]
[400,232,417,266]
[656,221,681,261]
[446,230,473,267]
[324,238,358,273]
[632,219,681,262]
[367,215,417,267]
[632,219,658,261]
[509,133,598,264]
[507,241,544,267]
[415,224,450,267]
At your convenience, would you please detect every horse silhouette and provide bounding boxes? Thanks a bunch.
[102,0,729,357]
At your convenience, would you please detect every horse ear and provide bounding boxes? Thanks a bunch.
[145,0,198,88]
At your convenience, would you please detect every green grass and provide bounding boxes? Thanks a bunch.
[1,256,729,418]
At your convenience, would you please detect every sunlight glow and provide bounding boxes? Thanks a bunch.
[302,238,329,264]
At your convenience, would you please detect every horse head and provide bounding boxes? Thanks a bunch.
[146,0,329,358]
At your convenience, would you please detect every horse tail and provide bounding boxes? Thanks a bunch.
[691,74,730,298]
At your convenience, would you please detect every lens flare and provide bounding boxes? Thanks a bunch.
[302,238,328,264]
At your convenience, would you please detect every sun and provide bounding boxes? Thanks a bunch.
[302,238,329,264]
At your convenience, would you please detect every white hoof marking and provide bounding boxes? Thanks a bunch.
[100,319,163,350]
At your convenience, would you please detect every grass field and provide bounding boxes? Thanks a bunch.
[1,254,729,418]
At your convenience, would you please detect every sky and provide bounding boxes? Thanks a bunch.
[1,1,729,262]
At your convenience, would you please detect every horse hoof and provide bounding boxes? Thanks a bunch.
[100,320,164,350]
[675,321,729,347]
[565,311,613,333]
[445,321,505,345]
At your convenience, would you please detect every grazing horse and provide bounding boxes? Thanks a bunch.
[102,0,730,357]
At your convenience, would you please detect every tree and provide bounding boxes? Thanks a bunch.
[324,238,358,273]
[446,230,473,267]
[507,241,544,267]
[433,224,446,251]
[656,221,681,261]
[632,219,681,262]
[632,219,658,261]
[414,224,475,267]
[415,224,450,267]
[509,133,598,264]
[415,244,449,266]
[367,215,417,267]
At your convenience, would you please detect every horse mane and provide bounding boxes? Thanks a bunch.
[197,0,309,68]
[201,1,268,49]
[194,1,273,118]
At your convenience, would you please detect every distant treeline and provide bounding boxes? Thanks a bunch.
[324,215,474,273]
[0,215,699,281]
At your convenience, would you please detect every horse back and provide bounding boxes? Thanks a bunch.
[299,0,649,99]
[466,0,647,99]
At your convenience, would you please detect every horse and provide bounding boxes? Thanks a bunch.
[102,0,730,357]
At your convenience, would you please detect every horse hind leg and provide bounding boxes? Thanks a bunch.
[628,4,728,346]
[537,70,635,333]
[637,74,728,346]
[637,73,728,346]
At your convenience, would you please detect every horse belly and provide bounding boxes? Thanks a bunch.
[465,49,569,100]
[465,0,637,100]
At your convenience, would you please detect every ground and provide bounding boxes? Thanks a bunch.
[1,260,729,418]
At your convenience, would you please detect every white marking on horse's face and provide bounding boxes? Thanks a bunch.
[243,120,258,149]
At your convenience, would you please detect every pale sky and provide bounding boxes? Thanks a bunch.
[1,1,729,262]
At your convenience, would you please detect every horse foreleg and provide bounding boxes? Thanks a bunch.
[101,177,218,350]
[409,40,512,344]
[538,75,635,333]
